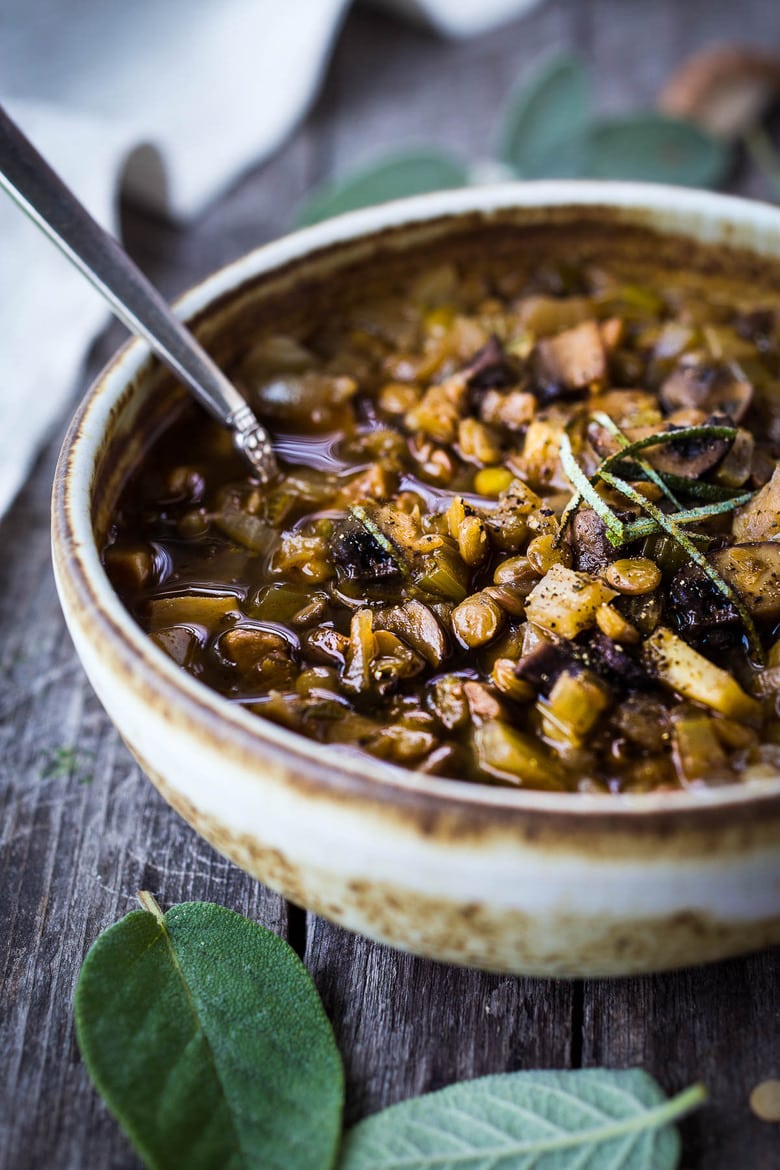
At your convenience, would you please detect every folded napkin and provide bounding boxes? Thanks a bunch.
[0,0,541,520]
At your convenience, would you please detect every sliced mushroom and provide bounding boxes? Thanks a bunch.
[735,307,777,342]
[463,680,504,723]
[303,626,350,668]
[371,630,426,695]
[714,428,754,487]
[594,418,734,479]
[104,543,154,591]
[660,358,753,423]
[659,426,734,479]
[733,465,780,541]
[613,694,671,751]
[374,599,449,667]
[252,371,357,430]
[219,626,291,672]
[150,626,199,667]
[710,542,780,621]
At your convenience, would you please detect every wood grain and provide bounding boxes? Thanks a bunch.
[583,951,780,1169]
[306,922,575,1126]
[2,3,780,1168]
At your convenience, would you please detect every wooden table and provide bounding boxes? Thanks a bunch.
[2,3,779,1167]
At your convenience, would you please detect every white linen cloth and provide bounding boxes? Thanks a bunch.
[0,0,541,519]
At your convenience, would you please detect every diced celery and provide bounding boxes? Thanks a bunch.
[474,722,567,790]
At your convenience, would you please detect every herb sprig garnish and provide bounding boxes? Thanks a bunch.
[600,469,764,661]
[593,411,684,508]
[558,420,765,662]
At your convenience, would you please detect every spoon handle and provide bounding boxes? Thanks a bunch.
[0,104,276,481]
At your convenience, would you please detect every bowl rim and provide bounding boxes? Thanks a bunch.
[53,178,780,823]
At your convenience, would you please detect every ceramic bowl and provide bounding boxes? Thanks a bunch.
[52,181,780,976]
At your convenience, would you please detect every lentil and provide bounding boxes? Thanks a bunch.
[605,557,663,594]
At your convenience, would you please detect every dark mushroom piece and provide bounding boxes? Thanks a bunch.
[612,693,671,752]
[669,541,780,640]
[567,507,632,574]
[514,639,576,694]
[462,334,520,390]
[667,565,740,642]
[735,307,776,343]
[591,417,733,479]
[574,630,651,689]
[646,424,733,478]
[660,357,753,423]
[330,510,405,581]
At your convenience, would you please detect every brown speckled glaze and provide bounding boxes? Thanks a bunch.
[52,182,780,976]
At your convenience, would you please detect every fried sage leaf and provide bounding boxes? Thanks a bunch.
[74,897,344,1170]
[339,1069,705,1170]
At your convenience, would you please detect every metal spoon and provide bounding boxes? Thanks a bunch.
[0,104,277,482]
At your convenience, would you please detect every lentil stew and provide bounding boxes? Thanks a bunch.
[103,222,780,794]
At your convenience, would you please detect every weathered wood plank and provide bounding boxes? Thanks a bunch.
[3,2,780,1168]
[305,921,576,1126]
[324,1,573,176]
[582,949,780,1170]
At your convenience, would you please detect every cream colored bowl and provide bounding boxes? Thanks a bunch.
[52,181,780,976]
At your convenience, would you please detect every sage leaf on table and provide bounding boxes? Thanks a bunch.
[294,53,738,227]
[296,150,469,226]
[581,113,731,187]
[498,55,591,178]
[74,896,344,1170]
[338,1068,706,1170]
[499,58,729,186]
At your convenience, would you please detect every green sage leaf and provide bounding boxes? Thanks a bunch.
[583,114,731,187]
[498,55,590,177]
[559,431,625,543]
[339,1069,705,1170]
[74,898,344,1170]
[296,150,468,226]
